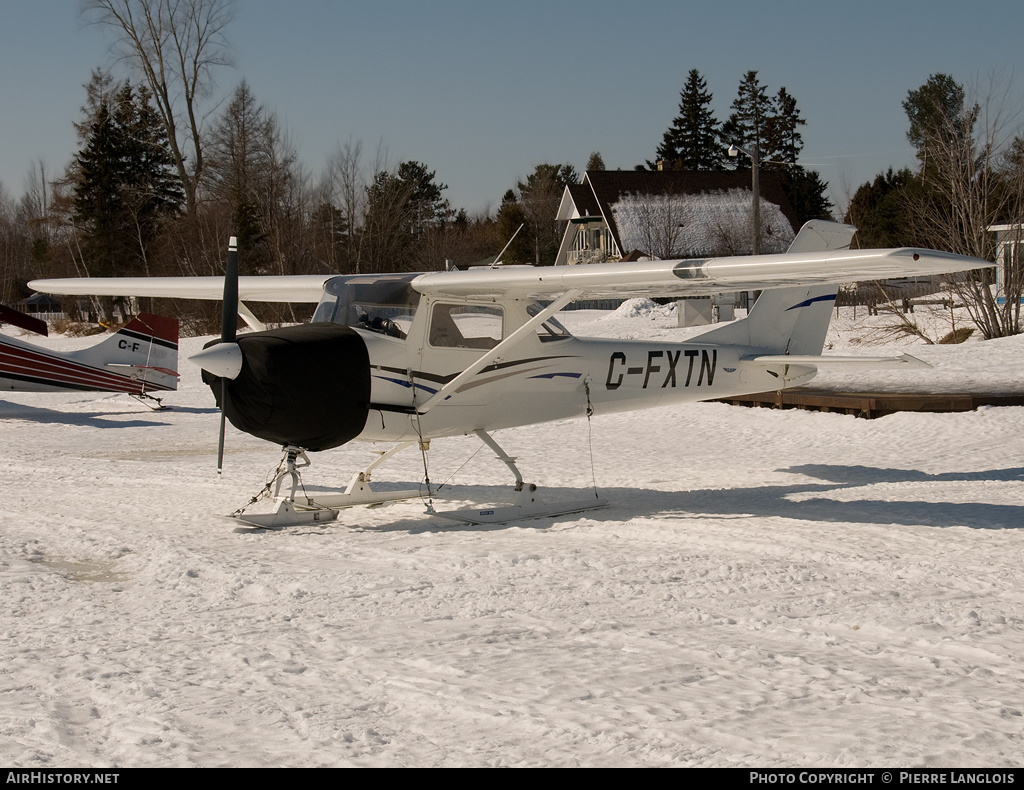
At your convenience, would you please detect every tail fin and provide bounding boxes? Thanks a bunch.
[69,313,179,392]
[785,220,856,253]
[690,221,855,355]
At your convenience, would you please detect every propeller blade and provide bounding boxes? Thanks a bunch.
[222,236,238,344]
[217,379,227,475]
[217,236,239,474]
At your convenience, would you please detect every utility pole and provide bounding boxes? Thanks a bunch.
[728,143,761,255]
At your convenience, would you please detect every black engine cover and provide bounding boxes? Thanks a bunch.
[204,324,371,452]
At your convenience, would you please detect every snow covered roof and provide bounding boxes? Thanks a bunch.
[611,188,796,258]
[559,170,798,261]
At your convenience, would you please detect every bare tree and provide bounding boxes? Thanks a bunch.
[904,72,1024,338]
[319,139,369,272]
[0,184,21,301]
[361,167,417,274]
[82,0,236,216]
[629,192,687,259]
[518,164,577,265]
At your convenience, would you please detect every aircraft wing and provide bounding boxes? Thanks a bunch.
[411,248,993,300]
[27,275,333,303]
[29,248,992,304]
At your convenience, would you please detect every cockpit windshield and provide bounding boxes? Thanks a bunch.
[312,274,420,339]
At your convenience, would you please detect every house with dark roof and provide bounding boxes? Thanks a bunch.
[555,170,799,265]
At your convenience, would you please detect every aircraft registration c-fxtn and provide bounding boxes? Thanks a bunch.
[29,220,993,528]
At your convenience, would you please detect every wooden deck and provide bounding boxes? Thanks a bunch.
[714,389,1024,419]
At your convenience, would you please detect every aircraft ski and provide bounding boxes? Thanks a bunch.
[226,443,423,529]
[430,488,608,526]
[28,221,995,527]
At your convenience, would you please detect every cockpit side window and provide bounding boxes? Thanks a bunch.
[313,274,420,339]
[429,303,503,349]
[528,302,573,342]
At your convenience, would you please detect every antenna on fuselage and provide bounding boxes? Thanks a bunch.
[491,223,524,268]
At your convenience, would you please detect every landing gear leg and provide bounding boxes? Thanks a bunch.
[474,429,534,493]
[227,442,423,529]
[129,390,166,410]
[431,431,607,525]
[272,445,311,502]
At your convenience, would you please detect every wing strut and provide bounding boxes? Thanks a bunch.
[416,288,581,414]
[237,301,267,332]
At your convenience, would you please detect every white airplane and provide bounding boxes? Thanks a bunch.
[1,304,178,404]
[29,221,992,527]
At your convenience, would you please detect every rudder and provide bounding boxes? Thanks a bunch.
[687,220,855,355]
[69,312,180,391]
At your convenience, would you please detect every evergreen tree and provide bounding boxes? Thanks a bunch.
[72,80,182,280]
[762,87,805,168]
[779,168,834,225]
[395,160,453,233]
[761,87,831,224]
[844,168,922,248]
[112,84,183,246]
[721,71,773,160]
[721,75,831,224]
[903,74,977,172]
[74,101,126,277]
[651,70,724,171]
[362,169,415,272]
[495,189,530,264]
[360,160,452,271]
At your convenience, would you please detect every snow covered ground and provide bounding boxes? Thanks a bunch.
[1,303,1022,767]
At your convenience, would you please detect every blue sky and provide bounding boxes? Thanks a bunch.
[1,0,1022,217]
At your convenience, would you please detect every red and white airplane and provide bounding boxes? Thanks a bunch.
[0,305,178,399]
[29,221,992,526]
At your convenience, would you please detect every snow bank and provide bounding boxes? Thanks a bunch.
[1,308,1022,767]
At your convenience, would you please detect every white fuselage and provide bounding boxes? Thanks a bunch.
[349,297,816,443]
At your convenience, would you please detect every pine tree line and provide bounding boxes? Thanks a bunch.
[0,70,583,326]
[647,69,832,225]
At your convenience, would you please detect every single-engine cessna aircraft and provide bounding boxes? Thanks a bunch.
[29,221,992,526]
[1,303,178,403]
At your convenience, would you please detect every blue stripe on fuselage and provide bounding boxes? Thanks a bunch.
[786,293,838,311]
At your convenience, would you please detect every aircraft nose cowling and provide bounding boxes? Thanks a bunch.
[202,323,370,452]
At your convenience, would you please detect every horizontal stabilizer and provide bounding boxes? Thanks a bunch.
[745,353,931,369]
[0,304,48,336]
